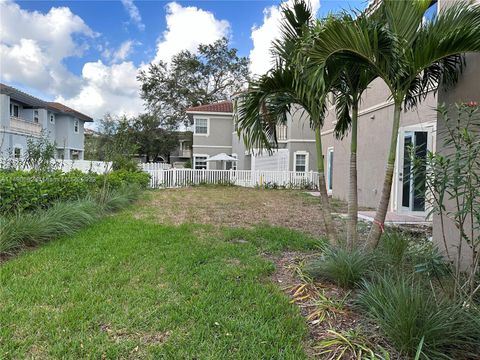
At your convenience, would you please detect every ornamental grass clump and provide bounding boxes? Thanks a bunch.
[357,274,480,359]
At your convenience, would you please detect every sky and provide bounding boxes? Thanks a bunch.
[0,0,369,122]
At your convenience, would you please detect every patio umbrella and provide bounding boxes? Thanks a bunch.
[206,153,238,170]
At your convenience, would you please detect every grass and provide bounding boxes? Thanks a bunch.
[303,247,373,288]
[0,185,141,255]
[0,214,324,359]
[357,274,480,359]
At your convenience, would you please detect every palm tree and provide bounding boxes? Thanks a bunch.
[236,1,339,244]
[331,58,376,249]
[304,0,480,248]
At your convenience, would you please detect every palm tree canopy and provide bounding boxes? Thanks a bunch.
[304,0,480,107]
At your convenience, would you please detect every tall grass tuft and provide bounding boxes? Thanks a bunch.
[357,274,480,359]
[304,246,373,288]
[0,185,143,256]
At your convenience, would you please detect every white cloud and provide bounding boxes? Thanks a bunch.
[0,0,231,120]
[0,0,95,97]
[153,2,230,63]
[121,0,145,31]
[101,40,137,63]
[56,60,144,119]
[249,0,320,76]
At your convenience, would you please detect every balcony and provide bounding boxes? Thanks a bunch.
[9,116,42,136]
[276,125,288,141]
[181,149,192,158]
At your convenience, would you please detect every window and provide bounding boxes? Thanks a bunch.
[327,147,334,192]
[276,124,287,140]
[194,118,208,135]
[13,147,21,159]
[10,103,19,117]
[49,114,55,124]
[74,119,79,133]
[33,110,39,123]
[294,152,308,172]
[57,149,65,160]
[194,156,207,170]
[71,150,80,160]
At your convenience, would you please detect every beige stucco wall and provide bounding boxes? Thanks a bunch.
[321,77,438,208]
[433,52,480,267]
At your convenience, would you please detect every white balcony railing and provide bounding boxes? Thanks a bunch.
[181,149,192,158]
[10,116,42,136]
[276,125,288,141]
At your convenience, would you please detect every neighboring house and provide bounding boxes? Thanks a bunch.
[187,100,318,172]
[0,83,93,160]
[169,131,192,167]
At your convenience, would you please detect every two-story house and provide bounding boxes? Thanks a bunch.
[0,83,92,160]
[187,100,319,172]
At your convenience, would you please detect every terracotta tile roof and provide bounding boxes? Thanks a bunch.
[186,100,233,114]
[47,102,93,122]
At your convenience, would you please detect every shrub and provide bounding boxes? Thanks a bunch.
[304,246,373,288]
[0,170,97,214]
[97,170,150,190]
[357,275,480,359]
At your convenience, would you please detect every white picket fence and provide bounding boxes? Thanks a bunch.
[140,162,172,171]
[0,159,112,174]
[144,168,320,189]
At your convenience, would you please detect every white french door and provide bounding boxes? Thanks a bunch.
[394,124,435,213]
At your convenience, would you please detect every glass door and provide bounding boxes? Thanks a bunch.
[399,131,428,212]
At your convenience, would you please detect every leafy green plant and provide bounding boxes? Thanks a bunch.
[357,274,480,359]
[304,246,373,288]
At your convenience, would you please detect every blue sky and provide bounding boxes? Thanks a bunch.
[0,0,369,120]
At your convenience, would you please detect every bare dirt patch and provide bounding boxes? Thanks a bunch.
[133,187,330,238]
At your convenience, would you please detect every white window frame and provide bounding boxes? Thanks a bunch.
[33,110,39,123]
[73,119,79,134]
[194,117,209,136]
[49,113,55,124]
[10,103,19,117]
[193,154,209,170]
[13,144,22,159]
[327,147,334,194]
[294,151,309,173]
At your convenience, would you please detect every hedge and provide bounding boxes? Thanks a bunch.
[0,169,150,215]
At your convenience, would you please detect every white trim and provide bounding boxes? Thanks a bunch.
[192,145,232,149]
[193,153,209,170]
[326,147,334,194]
[286,139,316,143]
[193,117,209,136]
[293,151,309,172]
[393,122,436,215]
[187,111,232,116]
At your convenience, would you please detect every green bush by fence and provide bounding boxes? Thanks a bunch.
[0,170,150,215]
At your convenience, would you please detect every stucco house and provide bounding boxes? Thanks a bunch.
[188,100,318,173]
[0,83,92,160]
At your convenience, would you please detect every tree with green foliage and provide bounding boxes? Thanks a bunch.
[236,0,339,244]
[131,113,178,163]
[138,37,250,127]
[304,0,480,248]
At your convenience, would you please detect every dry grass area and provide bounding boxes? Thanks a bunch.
[131,186,345,238]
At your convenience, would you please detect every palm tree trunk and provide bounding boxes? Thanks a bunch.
[315,126,338,245]
[346,102,358,250]
[366,101,402,249]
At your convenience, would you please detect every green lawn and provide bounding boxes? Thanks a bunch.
[0,210,324,359]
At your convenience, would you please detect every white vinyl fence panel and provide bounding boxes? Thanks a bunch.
[140,162,172,171]
[0,159,112,174]
[145,169,319,189]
